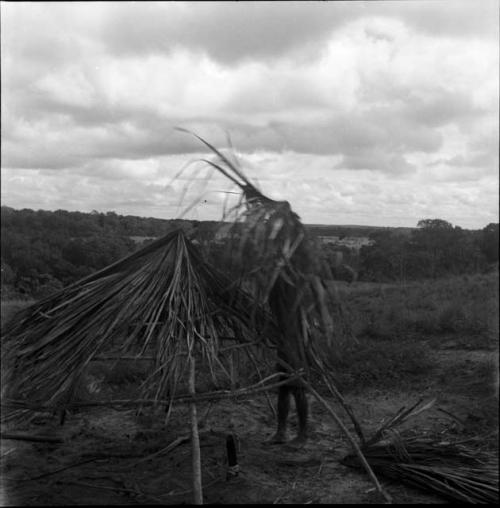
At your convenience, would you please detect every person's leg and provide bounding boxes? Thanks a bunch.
[290,386,308,445]
[269,385,290,443]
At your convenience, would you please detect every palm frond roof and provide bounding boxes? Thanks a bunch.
[2,229,277,407]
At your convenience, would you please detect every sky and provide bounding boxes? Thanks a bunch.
[1,1,498,229]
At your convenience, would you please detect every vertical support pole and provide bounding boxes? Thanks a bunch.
[226,433,239,480]
[189,355,203,505]
[229,350,236,391]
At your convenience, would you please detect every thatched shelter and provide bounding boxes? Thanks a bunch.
[1,228,279,412]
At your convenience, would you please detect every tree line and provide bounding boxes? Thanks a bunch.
[0,207,207,299]
[1,207,498,298]
[356,219,498,282]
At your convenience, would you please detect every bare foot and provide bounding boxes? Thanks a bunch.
[267,432,287,444]
[287,435,307,449]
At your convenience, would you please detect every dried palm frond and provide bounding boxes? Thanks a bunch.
[342,431,499,504]
[2,229,278,413]
[177,129,354,377]
[342,399,499,503]
[364,398,437,447]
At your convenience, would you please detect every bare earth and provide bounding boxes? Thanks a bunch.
[1,345,497,505]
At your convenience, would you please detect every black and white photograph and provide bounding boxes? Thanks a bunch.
[1,0,498,505]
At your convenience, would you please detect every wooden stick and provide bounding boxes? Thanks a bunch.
[7,457,110,482]
[129,434,190,467]
[2,373,299,411]
[228,350,236,391]
[93,356,154,361]
[301,380,392,504]
[55,480,141,496]
[245,347,276,419]
[0,432,63,444]
[189,356,203,505]
[226,434,239,480]
[320,370,365,444]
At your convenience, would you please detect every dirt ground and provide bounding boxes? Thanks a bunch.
[1,344,498,505]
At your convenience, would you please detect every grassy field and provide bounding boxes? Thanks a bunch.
[2,271,498,393]
[2,271,497,412]
[329,272,499,441]
[319,272,497,390]
[340,272,498,342]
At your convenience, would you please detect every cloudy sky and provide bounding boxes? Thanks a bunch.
[1,1,498,228]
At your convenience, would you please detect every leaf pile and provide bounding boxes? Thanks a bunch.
[342,399,499,504]
[343,432,498,504]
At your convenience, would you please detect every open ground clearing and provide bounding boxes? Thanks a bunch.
[1,336,497,504]
[1,274,498,504]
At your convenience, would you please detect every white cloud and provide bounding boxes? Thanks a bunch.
[1,1,498,228]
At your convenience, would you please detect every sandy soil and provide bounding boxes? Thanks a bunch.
[1,346,497,505]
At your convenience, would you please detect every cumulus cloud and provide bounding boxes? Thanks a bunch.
[72,1,500,64]
[96,2,357,64]
[335,152,416,175]
[1,1,498,228]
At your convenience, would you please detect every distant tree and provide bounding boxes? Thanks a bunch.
[359,230,409,282]
[62,239,88,268]
[412,219,455,278]
[51,257,81,283]
[480,223,499,263]
[410,218,487,278]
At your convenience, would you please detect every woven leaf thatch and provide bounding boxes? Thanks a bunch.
[2,229,277,409]
[179,129,354,376]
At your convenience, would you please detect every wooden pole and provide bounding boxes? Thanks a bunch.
[2,372,301,411]
[245,348,276,419]
[0,432,63,443]
[226,433,239,480]
[229,350,236,391]
[189,355,203,505]
[303,380,392,504]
